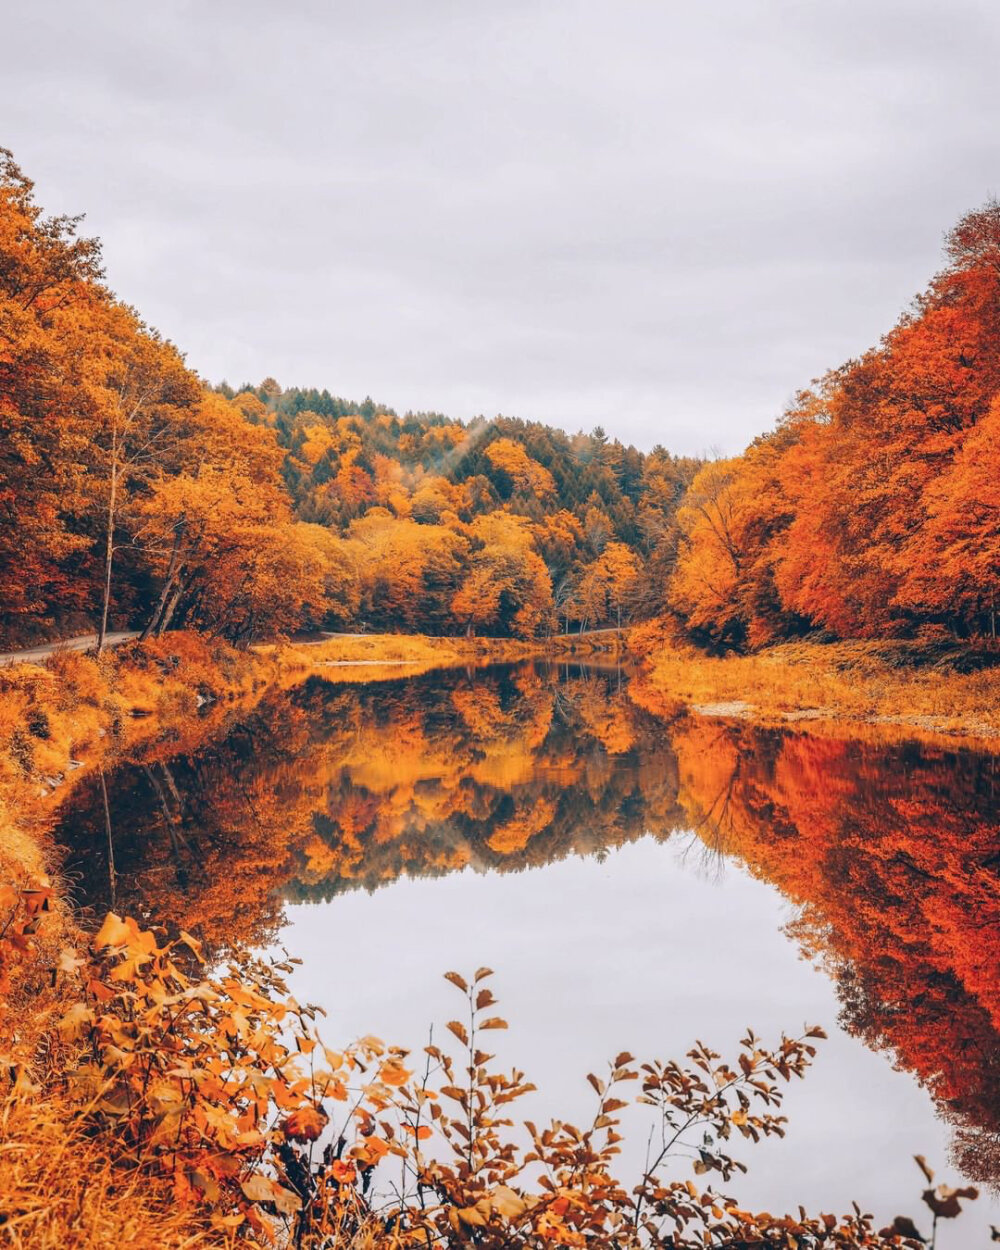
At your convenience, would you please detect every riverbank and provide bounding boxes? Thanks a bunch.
[0,628,561,1243]
[627,622,1000,746]
[0,625,988,1247]
[0,628,618,957]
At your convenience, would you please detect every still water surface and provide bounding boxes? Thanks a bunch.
[54,663,1000,1243]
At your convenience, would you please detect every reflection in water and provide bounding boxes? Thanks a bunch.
[55,662,1000,1189]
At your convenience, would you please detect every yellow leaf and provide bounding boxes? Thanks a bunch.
[93,913,131,949]
[403,1123,433,1140]
[447,1020,469,1046]
[457,1201,489,1227]
[283,1104,329,1143]
[57,1002,94,1041]
[241,1174,301,1215]
[177,930,204,961]
[210,1213,245,1230]
[271,1183,303,1216]
[490,1185,527,1220]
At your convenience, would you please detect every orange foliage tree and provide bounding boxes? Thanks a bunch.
[670,198,1000,647]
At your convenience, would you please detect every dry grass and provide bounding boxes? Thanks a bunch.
[0,1095,217,1250]
[269,629,625,672]
[628,625,1000,747]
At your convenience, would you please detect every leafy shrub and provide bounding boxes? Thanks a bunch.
[11,910,971,1247]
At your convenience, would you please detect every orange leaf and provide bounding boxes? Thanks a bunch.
[283,1104,329,1143]
[378,1060,411,1087]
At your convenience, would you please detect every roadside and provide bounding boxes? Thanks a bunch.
[0,625,624,668]
[0,630,139,666]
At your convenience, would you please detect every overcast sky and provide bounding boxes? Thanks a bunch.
[4,1,1000,454]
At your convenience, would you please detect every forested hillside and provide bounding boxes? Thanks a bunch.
[0,148,698,648]
[6,138,1000,656]
[669,201,1000,650]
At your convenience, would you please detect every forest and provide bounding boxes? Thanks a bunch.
[669,201,1000,650]
[8,136,1000,658]
[7,139,1000,655]
[0,147,698,649]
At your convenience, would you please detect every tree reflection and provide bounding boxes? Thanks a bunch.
[55,664,1000,1183]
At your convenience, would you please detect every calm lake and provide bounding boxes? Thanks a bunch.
[54,663,1000,1244]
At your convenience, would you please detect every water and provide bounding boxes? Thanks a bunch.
[54,662,1000,1243]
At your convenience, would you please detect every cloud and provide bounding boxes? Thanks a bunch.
[4,0,1000,452]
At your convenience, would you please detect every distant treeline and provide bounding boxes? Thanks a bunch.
[215,382,701,636]
[4,140,999,649]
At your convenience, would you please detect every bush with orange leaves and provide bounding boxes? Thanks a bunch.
[1,899,977,1248]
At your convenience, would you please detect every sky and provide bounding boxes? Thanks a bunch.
[4,0,1000,455]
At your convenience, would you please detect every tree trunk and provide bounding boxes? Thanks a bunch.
[99,769,116,911]
[97,443,118,653]
[155,572,190,637]
[145,764,188,887]
[140,531,183,641]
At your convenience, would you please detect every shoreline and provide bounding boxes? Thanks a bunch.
[626,629,1000,750]
[5,624,998,1046]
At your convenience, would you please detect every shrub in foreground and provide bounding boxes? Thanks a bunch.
[2,897,979,1246]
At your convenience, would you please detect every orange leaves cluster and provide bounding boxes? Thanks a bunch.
[669,199,1000,648]
[45,908,407,1241]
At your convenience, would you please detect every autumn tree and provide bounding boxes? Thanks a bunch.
[572,541,643,629]
[349,512,469,632]
[484,437,556,500]
[0,148,103,640]
[451,515,554,638]
[895,391,1000,636]
[83,303,201,648]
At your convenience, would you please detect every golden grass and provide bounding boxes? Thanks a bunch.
[0,1095,217,1250]
[270,629,625,671]
[628,623,1000,748]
